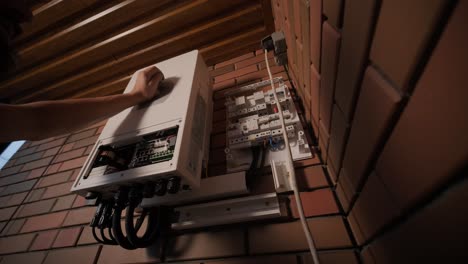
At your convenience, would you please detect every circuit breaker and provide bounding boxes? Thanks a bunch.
[71,50,212,198]
[224,77,312,186]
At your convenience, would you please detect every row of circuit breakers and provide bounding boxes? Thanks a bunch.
[224,78,311,172]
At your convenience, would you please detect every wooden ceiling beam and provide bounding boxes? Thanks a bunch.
[14,4,264,103]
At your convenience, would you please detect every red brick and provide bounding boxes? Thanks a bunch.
[0,164,24,177]
[0,251,47,264]
[43,146,61,157]
[309,65,320,124]
[16,199,56,218]
[3,192,28,207]
[166,228,245,261]
[98,245,161,263]
[30,229,59,251]
[323,0,343,28]
[336,168,354,213]
[342,66,401,191]
[36,137,67,151]
[62,207,95,226]
[249,216,351,253]
[66,128,97,143]
[29,137,56,147]
[257,57,276,70]
[14,151,45,166]
[290,189,339,218]
[303,250,359,264]
[26,188,46,203]
[296,166,329,190]
[370,161,468,262]
[2,158,18,169]
[0,233,36,254]
[44,163,62,175]
[52,227,82,248]
[11,145,38,159]
[210,64,235,77]
[1,218,26,236]
[84,145,93,155]
[21,211,67,233]
[53,194,77,211]
[206,255,297,264]
[60,143,75,153]
[72,195,86,208]
[77,226,96,245]
[37,170,73,188]
[0,172,29,187]
[69,169,80,181]
[334,0,377,121]
[375,0,468,210]
[370,0,446,89]
[20,156,53,172]
[235,54,266,69]
[215,53,254,69]
[360,246,376,264]
[27,167,46,179]
[96,125,104,134]
[43,245,100,264]
[58,156,87,172]
[213,78,236,91]
[310,0,322,68]
[0,180,37,196]
[42,182,74,199]
[215,64,258,83]
[327,105,349,175]
[72,135,98,149]
[236,66,283,85]
[319,22,341,133]
[293,155,321,168]
[350,171,400,245]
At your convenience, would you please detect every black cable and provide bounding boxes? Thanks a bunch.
[100,226,117,245]
[259,144,267,174]
[112,205,137,250]
[112,188,137,250]
[92,226,105,244]
[107,226,117,244]
[135,209,148,233]
[125,203,162,248]
[246,146,262,187]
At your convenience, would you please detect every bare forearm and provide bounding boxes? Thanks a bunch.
[1,93,143,142]
[0,65,162,142]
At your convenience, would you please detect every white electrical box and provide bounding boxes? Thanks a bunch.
[71,50,212,198]
[224,78,311,174]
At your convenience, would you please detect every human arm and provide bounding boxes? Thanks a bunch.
[0,66,164,142]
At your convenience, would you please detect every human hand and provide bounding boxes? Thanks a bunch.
[130,66,164,103]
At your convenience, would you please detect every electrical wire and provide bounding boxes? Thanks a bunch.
[265,50,321,264]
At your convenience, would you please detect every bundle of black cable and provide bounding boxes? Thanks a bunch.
[90,186,167,250]
[246,145,267,188]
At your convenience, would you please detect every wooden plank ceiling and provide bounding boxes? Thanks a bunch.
[1,0,274,103]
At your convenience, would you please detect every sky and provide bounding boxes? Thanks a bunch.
[0,141,25,169]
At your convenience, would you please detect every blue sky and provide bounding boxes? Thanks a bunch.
[0,141,25,169]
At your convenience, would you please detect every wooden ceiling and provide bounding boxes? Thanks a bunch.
[0,0,274,103]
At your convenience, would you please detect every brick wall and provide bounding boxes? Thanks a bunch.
[0,50,360,263]
[271,0,468,262]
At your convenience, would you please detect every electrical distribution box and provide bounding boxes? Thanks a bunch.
[71,50,212,198]
[224,77,312,190]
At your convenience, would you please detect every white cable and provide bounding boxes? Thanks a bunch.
[264,50,321,264]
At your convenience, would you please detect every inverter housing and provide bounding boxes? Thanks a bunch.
[71,50,212,198]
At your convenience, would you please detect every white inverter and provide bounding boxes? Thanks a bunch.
[71,50,212,198]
